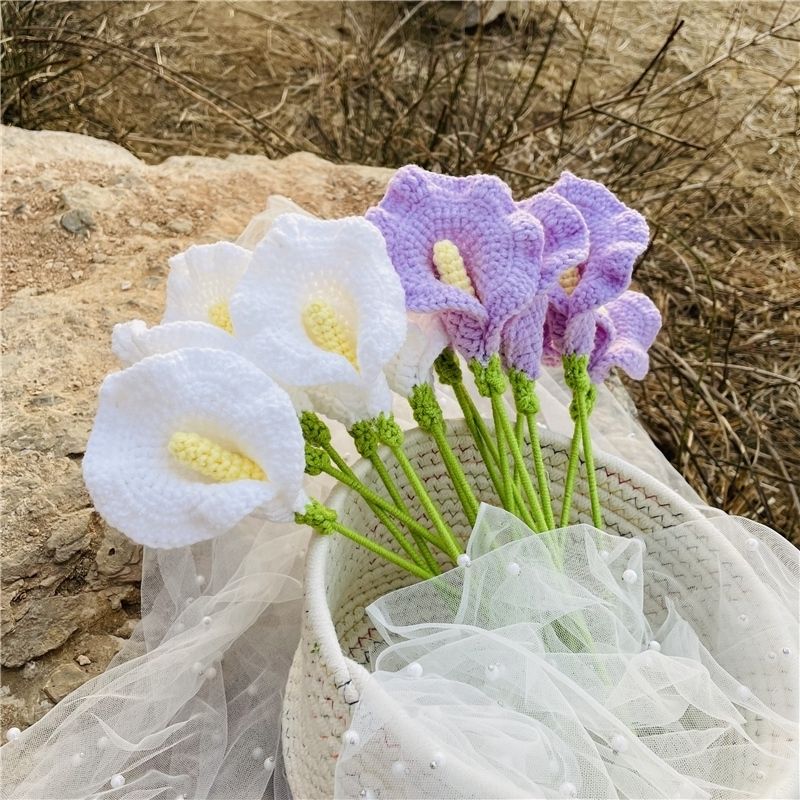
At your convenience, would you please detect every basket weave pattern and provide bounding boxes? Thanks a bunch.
[282,422,780,798]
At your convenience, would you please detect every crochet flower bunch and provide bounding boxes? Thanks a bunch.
[82,168,661,584]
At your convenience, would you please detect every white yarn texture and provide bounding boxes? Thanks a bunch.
[335,507,798,799]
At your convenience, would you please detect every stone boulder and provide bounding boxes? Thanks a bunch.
[0,126,393,731]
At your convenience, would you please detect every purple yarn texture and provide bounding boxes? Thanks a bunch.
[501,191,590,378]
[366,165,545,364]
[588,290,662,383]
[547,172,650,357]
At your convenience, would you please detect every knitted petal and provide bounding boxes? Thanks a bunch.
[163,242,252,326]
[500,294,549,379]
[235,194,314,251]
[551,172,649,354]
[112,320,237,367]
[588,291,662,382]
[386,313,450,397]
[83,348,307,549]
[518,191,590,291]
[230,214,407,388]
[366,165,545,363]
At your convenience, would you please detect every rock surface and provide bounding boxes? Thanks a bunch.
[0,125,393,732]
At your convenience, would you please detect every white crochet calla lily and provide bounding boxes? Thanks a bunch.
[230,214,407,391]
[164,242,252,333]
[83,348,308,549]
[385,313,450,397]
[112,319,237,367]
[235,195,314,250]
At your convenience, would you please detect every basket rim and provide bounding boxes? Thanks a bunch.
[303,422,710,704]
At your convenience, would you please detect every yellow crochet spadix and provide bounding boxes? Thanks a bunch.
[207,301,234,334]
[432,239,476,296]
[302,301,358,366]
[168,432,266,482]
[559,266,580,296]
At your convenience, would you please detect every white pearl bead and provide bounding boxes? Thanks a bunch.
[342,729,360,746]
[745,538,759,552]
[406,661,423,678]
[736,685,751,701]
[110,774,126,789]
[559,781,578,798]
[738,614,749,625]
[485,663,502,682]
[191,662,204,675]
[71,752,85,766]
[391,760,408,777]
[205,667,217,680]
[611,734,628,754]
[251,746,265,760]
[429,751,446,769]
[782,647,791,656]
[202,616,212,627]
[457,554,471,568]
[648,640,661,652]
[263,756,275,771]
[195,575,207,587]
[599,550,610,561]
[622,569,638,584]
[767,651,777,660]
[506,562,521,576]
[359,790,376,800]
[97,736,110,750]
[5,727,21,742]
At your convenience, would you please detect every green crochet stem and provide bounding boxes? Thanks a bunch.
[375,414,463,562]
[490,396,515,511]
[559,423,582,528]
[350,419,442,576]
[508,370,556,529]
[321,462,449,557]
[408,383,479,526]
[296,501,430,581]
[471,356,548,532]
[561,355,603,530]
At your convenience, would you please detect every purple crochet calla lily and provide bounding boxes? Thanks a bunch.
[366,165,545,364]
[548,172,650,356]
[501,192,589,378]
[588,290,661,383]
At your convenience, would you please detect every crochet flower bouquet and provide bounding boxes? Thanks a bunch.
[79,167,798,799]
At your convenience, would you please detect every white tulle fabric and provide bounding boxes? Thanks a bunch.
[2,204,797,800]
[335,507,798,799]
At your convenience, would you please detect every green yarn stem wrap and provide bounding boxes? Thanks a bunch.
[375,414,462,561]
[433,348,463,386]
[299,410,331,447]
[509,370,555,529]
[562,354,603,530]
[409,383,479,525]
[472,356,548,531]
[295,499,337,534]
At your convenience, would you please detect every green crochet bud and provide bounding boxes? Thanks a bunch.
[409,383,444,432]
[299,411,331,447]
[374,413,404,448]
[469,354,507,397]
[349,420,378,459]
[295,499,337,535]
[508,369,540,415]
[434,348,463,386]
[304,444,330,476]
[563,354,597,420]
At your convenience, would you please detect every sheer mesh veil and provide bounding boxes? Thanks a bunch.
[2,203,797,800]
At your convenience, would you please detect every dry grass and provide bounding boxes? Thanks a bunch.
[2,1,799,541]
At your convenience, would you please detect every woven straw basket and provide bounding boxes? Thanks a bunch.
[282,421,792,799]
